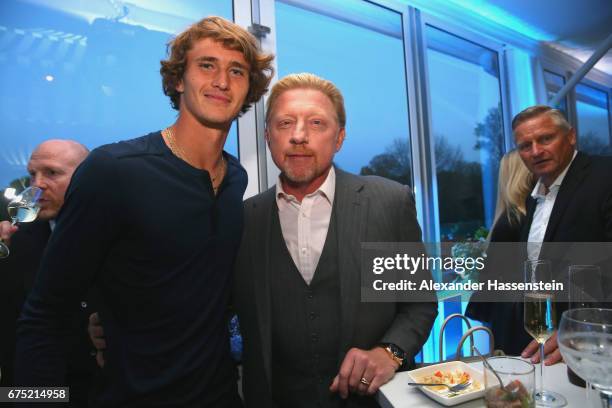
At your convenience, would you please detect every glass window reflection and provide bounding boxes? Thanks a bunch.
[425,26,505,241]
[0,0,236,188]
[576,83,611,156]
[544,70,568,114]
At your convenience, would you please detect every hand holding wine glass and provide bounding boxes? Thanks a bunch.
[0,186,43,258]
[523,259,567,407]
[0,220,18,242]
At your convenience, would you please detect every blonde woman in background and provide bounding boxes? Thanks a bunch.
[488,149,535,241]
[466,149,536,355]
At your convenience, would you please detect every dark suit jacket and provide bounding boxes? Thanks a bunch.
[0,220,97,406]
[520,152,612,243]
[493,152,612,352]
[465,214,533,355]
[234,168,438,407]
[0,220,51,386]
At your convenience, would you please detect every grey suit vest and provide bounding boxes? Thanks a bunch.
[269,204,342,408]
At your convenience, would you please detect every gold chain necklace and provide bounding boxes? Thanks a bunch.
[162,127,227,192]
[162,126,190,164]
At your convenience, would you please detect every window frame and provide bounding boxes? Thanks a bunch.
[418,12,511,242]
[573,77,612,149]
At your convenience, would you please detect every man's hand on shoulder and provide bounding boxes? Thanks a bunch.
[88,312,106,368]
[329,347,399,398]
[0,220,18,247]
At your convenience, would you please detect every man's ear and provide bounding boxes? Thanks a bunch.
[335,128,346,152]
[176,78,184,93]
[568,127,577,147]
[265,128,271,146]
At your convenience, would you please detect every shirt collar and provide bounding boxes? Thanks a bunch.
[276,166,336,205]
[531,150,578,199]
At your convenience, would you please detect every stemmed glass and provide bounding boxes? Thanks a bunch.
[568,265,603,310]
[0,186,42,258]
[558,308,612,408]
[568,266,605,402]
[523,259,566,407]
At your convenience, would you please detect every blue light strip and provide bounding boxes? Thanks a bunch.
[439,0,554,41]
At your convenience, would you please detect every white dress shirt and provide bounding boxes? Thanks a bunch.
[275,167,335,285]
[527,150,577,260]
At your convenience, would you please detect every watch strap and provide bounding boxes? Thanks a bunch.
[379,343,406,368]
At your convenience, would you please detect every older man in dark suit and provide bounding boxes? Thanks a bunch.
[0,139,92,406]
[511,105,612,366]
[234,73,437,408]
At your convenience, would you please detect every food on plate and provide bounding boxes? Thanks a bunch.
[418,369,482,396]
[484,379,534,408]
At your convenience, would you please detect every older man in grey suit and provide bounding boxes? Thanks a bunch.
[234,73,437,408]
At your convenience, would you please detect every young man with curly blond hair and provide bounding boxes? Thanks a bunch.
[16,16,273,407]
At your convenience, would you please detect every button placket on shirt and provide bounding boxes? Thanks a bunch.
[298,198,312,281]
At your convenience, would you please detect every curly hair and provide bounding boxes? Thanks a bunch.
[160,16,274,114]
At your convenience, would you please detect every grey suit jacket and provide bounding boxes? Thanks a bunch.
[234,167,438,407]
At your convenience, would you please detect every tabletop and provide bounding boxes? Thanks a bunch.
[377,360,586,407]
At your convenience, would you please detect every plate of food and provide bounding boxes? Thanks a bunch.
[406,360,485,406]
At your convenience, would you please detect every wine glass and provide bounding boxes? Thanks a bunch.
[558,308,612,408]
[569,265,603,310]
[523,259,566,407]
[568,266,604,396]
[0,186,43,258]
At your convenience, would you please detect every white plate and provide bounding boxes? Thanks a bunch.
[406,361,485,406]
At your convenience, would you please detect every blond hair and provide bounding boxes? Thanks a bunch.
[265,73,346,127]
[494,149,536,227]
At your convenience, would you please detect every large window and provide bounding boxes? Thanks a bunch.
[576,82,611,155]
[0,0,236,188]
[273,0,412,185]
[544,70,568,114]
[425,26,504,241]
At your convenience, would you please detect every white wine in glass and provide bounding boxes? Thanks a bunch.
[524,292,557,344]
[523,259,566,407]
[7,200,40,223]
[0,186,42,258]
